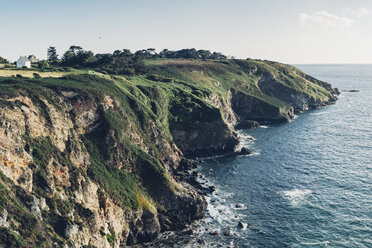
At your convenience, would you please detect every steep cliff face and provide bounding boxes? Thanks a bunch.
[230,89,294,123]
[256,72,337,112]
[0,59,338,247]
[0,76,207,247]
[168,89,238,158]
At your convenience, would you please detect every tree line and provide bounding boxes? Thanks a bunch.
[0,47,228,75]
[0,56,9,64]
[46,46,228,75]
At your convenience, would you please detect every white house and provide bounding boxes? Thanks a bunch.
[17,56,31,68]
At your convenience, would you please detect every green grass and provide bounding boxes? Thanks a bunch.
[0,227,27,248]
[144,58,334,113]
[106,233,116,246]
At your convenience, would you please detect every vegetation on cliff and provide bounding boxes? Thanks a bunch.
[0,57,338,247]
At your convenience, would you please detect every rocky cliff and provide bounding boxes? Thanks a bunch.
[0,59,338,247]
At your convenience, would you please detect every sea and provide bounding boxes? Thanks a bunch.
[155,64,372,248]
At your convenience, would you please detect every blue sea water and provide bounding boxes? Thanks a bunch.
[157,64,372,248]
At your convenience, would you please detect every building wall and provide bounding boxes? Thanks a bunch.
[17,59,31,68]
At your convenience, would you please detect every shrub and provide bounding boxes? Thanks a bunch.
[106,233,116,246]
[33,73,41,79]
[147,74,174,83]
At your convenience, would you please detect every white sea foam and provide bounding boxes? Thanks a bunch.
[310,110,341,116]
[239,134,255,141]
[250,151,261,156]
[281,189,312,207]
[309,112,328,116]
[260,125,269,128]
[299,241,331,245]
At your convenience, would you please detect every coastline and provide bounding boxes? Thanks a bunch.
[146,98,340,247]
[0,60,339,247]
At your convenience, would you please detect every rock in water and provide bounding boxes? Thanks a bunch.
[239,147,252,155]
[209,230,219,236]
[238,221,248,230]
[208,185,216,193]
[235,203,243,208]
[235,120,260,130]
[197,238,206,245]
[223,230,232,236]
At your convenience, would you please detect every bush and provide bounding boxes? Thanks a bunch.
[33,73,41,79]
[147,74,174,83]
[0,56,9,64]
[106,233,116,246]
[16,74,23,78]
[192,89,204,97]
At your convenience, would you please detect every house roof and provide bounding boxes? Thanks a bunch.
[28,55,39,62]
[19,56,30,62]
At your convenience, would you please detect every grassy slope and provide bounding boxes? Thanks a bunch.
[145,59,335,114]
[252,60,335,101]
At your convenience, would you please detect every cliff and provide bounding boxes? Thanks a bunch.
[0,59,338,247]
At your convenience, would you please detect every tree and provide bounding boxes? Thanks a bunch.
[197,50,212,59]
[0,56,9,64]
[211,52,227,59]
[62,46,93,66]
[47,47,58,62]
[157,48,226,59]
[69,46,82,55]
[159,49,169,58]
[113,50,122,56]
[39,60,49,70]
[95,53,112,66]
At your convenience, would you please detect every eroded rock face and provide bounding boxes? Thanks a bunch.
[0,100,34,191]
[257,74,337,112]
[234,120,260,130]
[157,185,207,231]
[0,90,206,248]
[171,120,239,158]
[0,209,8,228]
[231,89,294,123]
[169,91,240,158]
[205,91,238,129]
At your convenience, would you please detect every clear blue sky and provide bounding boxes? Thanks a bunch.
[1,0,371,63]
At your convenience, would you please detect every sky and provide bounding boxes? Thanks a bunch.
[1,0,372,64]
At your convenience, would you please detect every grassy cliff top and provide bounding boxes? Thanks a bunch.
[144,58,336,111]
[0,58,337,120]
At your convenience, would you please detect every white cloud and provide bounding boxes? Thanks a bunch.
[344,8,372,18]
[300,8,372,29]
[300,11,354,28]
[351,7,371,18]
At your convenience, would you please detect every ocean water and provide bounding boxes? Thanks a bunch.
[157,65,372,247]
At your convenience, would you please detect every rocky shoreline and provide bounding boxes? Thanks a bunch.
[145,105,340,247]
